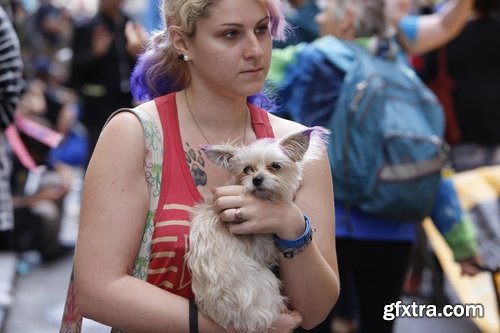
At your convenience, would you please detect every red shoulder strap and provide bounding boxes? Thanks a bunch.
[249,104,275,139]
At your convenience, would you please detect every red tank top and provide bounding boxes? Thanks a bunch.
[147,92,275,298]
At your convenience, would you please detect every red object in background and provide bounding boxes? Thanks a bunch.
[427,48,462,145]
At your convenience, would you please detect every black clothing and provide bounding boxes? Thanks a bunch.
[68,10,136,158]
[446,17,500,146]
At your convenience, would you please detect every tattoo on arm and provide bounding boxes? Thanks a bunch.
[185,142,207,187]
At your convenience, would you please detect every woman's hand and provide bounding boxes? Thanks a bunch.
[458,255,485,276]
[211,185,306,239]
[269,310,303,333]
[125,21,147,56]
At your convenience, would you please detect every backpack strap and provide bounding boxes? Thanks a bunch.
[314,35,409,74]
[59,107,164,333]
[312,35,356,73]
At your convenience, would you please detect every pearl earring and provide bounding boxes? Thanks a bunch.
[178,54,189,62]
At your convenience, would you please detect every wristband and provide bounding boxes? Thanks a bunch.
[189,298,198,333]
[273,215,313,258]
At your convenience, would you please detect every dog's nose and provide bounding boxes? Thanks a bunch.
[252,176,264,187]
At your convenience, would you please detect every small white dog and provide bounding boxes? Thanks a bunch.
[186,127,328,333]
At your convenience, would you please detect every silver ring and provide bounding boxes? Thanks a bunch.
[235,208,243,222]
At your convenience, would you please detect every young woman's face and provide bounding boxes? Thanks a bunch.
[187,0,272,98]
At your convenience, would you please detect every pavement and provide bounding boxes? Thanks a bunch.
[0,252,110,333]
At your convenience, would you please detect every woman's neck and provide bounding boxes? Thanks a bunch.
[180,89,251,145]
[183,87,249,127]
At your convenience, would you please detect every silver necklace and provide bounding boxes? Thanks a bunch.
[185,91,248,145]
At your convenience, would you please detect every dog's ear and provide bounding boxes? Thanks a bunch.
[201,144,237,168]
[279,127,330,162]
[279,129,312,162]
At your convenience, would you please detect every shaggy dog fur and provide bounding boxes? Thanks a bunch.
[186,127,328,333]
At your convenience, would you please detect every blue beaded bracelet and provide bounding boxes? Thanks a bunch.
[273,215,313,258]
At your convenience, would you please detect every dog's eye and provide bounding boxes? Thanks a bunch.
[269,163,282,170]
[243,166,254,174]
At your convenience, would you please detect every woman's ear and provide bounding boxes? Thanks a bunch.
[169,26,190,57]
[340,7,356,39]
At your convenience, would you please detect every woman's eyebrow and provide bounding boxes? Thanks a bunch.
[218,16,270,28]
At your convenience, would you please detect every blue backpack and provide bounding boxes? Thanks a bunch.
[314,36,448,221]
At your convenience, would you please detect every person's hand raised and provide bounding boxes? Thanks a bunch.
[91,24,113,57]
[125,21,147,57]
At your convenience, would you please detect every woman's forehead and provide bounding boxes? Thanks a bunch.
[201,0,269,24]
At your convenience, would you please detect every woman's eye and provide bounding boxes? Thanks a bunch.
[255,25,268,35]
[243,166,254,174]
[223,30,238,39]
[269,163,281,170]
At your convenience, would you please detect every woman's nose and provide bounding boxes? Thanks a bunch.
[243,34,264,59]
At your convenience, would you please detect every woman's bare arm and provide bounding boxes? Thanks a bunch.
[266,118,339,329]
[74,112,227,333]
[279,150,339,329]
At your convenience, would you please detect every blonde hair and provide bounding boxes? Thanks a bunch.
[131,0,288,102]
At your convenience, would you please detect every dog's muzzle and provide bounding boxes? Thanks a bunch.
[252,176,264,187]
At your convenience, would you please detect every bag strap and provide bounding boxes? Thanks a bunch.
[59,107,164,333]
[312,35,356,73]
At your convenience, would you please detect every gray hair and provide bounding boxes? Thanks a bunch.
[333,0,389,38]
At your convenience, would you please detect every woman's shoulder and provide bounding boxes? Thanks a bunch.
[108,100,159,125]
[267,112,308,138]
[133,99,159,118]
[103,100,160,139]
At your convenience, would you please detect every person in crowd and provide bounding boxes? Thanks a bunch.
[19,0,73,81]
[10,115,69,262]
[273,0,480,332]
[422,0,500,172]
[60,0,340,332]
[387,0,486,310]
[32,58,89,171]
[0,4,24,250]
[68,0,147,163]
[9,79,79,262]
[403,0,500,301]
[401,0,500,299]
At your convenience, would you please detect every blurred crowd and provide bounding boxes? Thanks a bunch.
[0,0,148,266]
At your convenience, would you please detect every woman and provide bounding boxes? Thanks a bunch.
[65,0,339,332]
